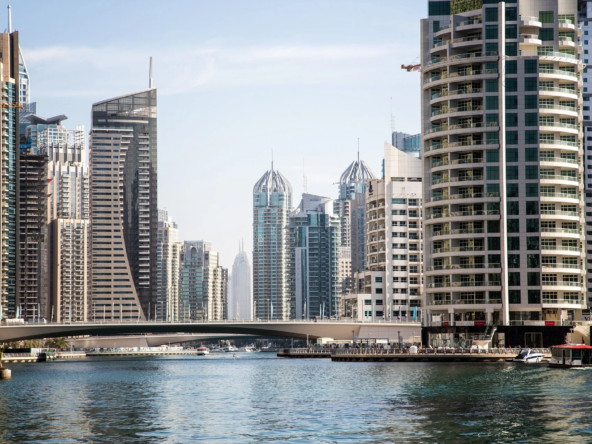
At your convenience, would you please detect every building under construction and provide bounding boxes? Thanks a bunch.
[17,134,48,320]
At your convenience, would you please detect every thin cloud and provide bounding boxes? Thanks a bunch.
[26,42,414,97]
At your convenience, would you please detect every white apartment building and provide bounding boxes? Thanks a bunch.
[346,142,423,322]
[422,0,586,347]
[156,209,182,321]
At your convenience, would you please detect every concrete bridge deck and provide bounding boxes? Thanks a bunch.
[0,320,421,343]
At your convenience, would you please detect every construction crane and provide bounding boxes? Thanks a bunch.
[1,102,23,109]
[401,56,421,72]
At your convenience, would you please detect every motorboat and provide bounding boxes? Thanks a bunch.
[223,346,237,352]
[209,347,224,353]
[549,344,592,368]
[196,347,209,356]
[513,348,544,363]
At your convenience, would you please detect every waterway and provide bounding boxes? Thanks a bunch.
[1,354,592,442]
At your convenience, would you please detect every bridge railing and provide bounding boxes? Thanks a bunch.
[0,318,422,327]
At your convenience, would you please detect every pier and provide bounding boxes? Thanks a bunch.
[277,348,331,358]
[86,349,197,357]
[330,348,551,363]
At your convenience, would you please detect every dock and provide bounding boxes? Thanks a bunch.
[277,348,331,358]
[86,349,197,357]
[330,348,551,362]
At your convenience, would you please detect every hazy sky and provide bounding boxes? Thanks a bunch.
[18,0,426,270]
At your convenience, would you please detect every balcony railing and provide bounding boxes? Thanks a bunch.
[426,51,498,67]
[539,68,578,77]
[428,299,502,305]
[426,263,500,271]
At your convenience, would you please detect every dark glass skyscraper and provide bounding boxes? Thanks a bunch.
[90,88,157,320]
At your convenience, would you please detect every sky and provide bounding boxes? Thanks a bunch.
[17,0,426,270]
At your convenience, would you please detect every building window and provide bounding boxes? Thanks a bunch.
[508,219,519,233]
[508,254,520,268]
[509,290,521,303]
[485,79,498,93]
[507,183,518,197]
[506,95,518,110]
[364,299,372,305]
[506,78,517,92]
[506,148,518,163]
[539,28,554,41]
[506,113,518,127]
[506,60,517,74]
[486,96,499,110]
[506,131,518,145]
[485,6,498,22]
[538,11,553,23]
[524,96,538,109]
[375,277,383,283]
[524,60,537,74]
[525,130,538,144]
[525,165,538,179]
[485,25,498,40]
[528,290,541,304]
[508,237,520,251]
[506,165,518,180]
[524,112,537,126]
[509,272,521,286]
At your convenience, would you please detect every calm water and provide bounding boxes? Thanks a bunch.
[1,354,592,443]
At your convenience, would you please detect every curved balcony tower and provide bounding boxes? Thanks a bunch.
[422,0,586,328]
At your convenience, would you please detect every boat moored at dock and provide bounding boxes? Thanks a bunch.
[513,348,544,363]
[549,345,592,368]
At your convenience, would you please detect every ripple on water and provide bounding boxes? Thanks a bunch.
[0,358,591,443]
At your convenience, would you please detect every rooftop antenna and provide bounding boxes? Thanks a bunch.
[390,97,396,133]
[303,158,307,194]
[357,138,360,164]
[149,57,153,88]
[271,148,274,171]
[7,5,11,33]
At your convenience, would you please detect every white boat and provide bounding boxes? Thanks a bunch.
[549,344,592,368]
[223,346,238,352]
[209,347,224,353]
[513,348,544,363]
[197,347,209,356]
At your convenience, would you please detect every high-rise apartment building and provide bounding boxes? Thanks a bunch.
[0,31,21,321]
[89,87,157,320]
[156,209,182,321]
[344,142,423,321]
[230,240,252,320]
[253,165,293,320]
[422,0,586,347]
[289,194,341,319]
[577,1,592,308]
[23,116,90,322]
[179,240,227,321]
[334,156,376,293]
[17,133,48,320]
[392,131,422,158]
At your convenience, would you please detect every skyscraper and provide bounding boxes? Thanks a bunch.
[344,142,423,321]
[230,240,252,320]
[22,116,90,322]
[289,194,341,319]
[156,209,182,321]
[0,30,21,321]
[18,129,48,321]
[422,0,586,346]
[578,1,592,307]
[334,155,376,293]
[253,164,293,320]
[89,82,157,320]
[178,240,227,321]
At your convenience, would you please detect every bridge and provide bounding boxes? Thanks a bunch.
[0,320,421,343]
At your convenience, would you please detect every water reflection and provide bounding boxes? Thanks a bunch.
[0,356,591,442]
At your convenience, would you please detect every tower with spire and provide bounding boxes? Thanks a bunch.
[252,161,293,320]
[334,144,377,298]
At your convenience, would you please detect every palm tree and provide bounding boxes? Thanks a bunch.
[45,337,69,350]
